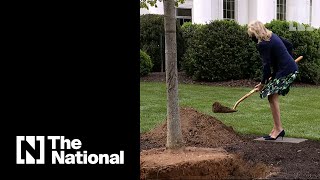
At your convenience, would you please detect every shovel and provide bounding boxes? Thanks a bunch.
[212,56,303,113]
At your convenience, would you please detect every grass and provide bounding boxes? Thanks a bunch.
[140,82,320,140]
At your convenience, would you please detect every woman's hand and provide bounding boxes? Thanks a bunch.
[255,82,264,91]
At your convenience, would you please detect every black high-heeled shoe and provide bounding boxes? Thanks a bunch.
[263,135,270,138]
[264,130,285,140]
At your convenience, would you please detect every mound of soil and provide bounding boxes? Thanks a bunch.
[140,107,270,179]
[141,107,243,150]
[140,106,320,179]
[141,147,269,180]
[212,101,237,113]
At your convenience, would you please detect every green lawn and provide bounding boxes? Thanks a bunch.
[140,82,320,140]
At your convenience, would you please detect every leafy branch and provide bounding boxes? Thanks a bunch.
[140,0,185,9]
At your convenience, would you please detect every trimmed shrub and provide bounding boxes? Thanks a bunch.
[180,22,204,75]
[182,19,319,84]
[140,14,185,72]
[181,22,204,50]
[182,20,259,81]
[140,50,153,76]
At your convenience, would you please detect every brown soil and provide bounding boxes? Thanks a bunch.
[212,102,237,113]
[140,107,320,179]
[141,147,269,180]
[141,107,243,150]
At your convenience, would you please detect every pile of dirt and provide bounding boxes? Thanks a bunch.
[212,101,237,113]
[140,107,270,179]
[140,107,243,150]
[141,147,270,180]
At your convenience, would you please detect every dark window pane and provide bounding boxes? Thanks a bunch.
[223,0,235,19]
[177,8,191,16]
[184,19,191,23]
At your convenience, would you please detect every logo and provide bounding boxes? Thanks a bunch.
[16,136,124,165]
[289,22,315,31]
[16,136,45,164]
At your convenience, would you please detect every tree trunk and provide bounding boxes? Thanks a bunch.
[163,0,184,149]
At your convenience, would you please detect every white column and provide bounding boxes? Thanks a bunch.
[248,0,258,23]
[193,0,213,24]
[256,0,276,23]
[212,0,221,21]
[237,0,249,25]
[312,0,320,28]
[287,0,309,24]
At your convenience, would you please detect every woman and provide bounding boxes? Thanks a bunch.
[247,20,298,140]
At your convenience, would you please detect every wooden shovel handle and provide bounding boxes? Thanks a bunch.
[232,88,259,110]
[295,56,303,63]
[232,56,303,110]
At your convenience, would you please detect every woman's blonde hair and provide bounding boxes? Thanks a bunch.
[247,20,273,42]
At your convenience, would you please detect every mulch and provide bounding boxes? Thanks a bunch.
[140,71,319,88]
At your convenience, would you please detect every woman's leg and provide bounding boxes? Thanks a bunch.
[268,94,283,138]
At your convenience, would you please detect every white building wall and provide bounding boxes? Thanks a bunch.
[312,0,320,28]
[193,0,248,24]
[178,0,193,9]
[256,0,276,23]
[248,0,258,23]
[193,0,213,24]
[287,0,309,24]
[237,0,249,25]
[212,0,221,21]
[140,1,164,15]
[140,0,320,28]
[140,0,193,15]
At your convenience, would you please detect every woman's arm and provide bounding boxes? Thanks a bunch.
[258,43,272,84]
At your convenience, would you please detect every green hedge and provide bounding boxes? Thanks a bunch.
[182,20,259,81]
[140,50,153,76]
[182,20,320,84]
[181,22,204,50]
[140,14,185,72]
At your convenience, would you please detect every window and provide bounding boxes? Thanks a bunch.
[310,0,312,25]
[176,8,192,25]
[223,0,235,20]
[277,0,286,20]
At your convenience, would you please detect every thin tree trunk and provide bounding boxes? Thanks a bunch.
[163,0,184,149]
